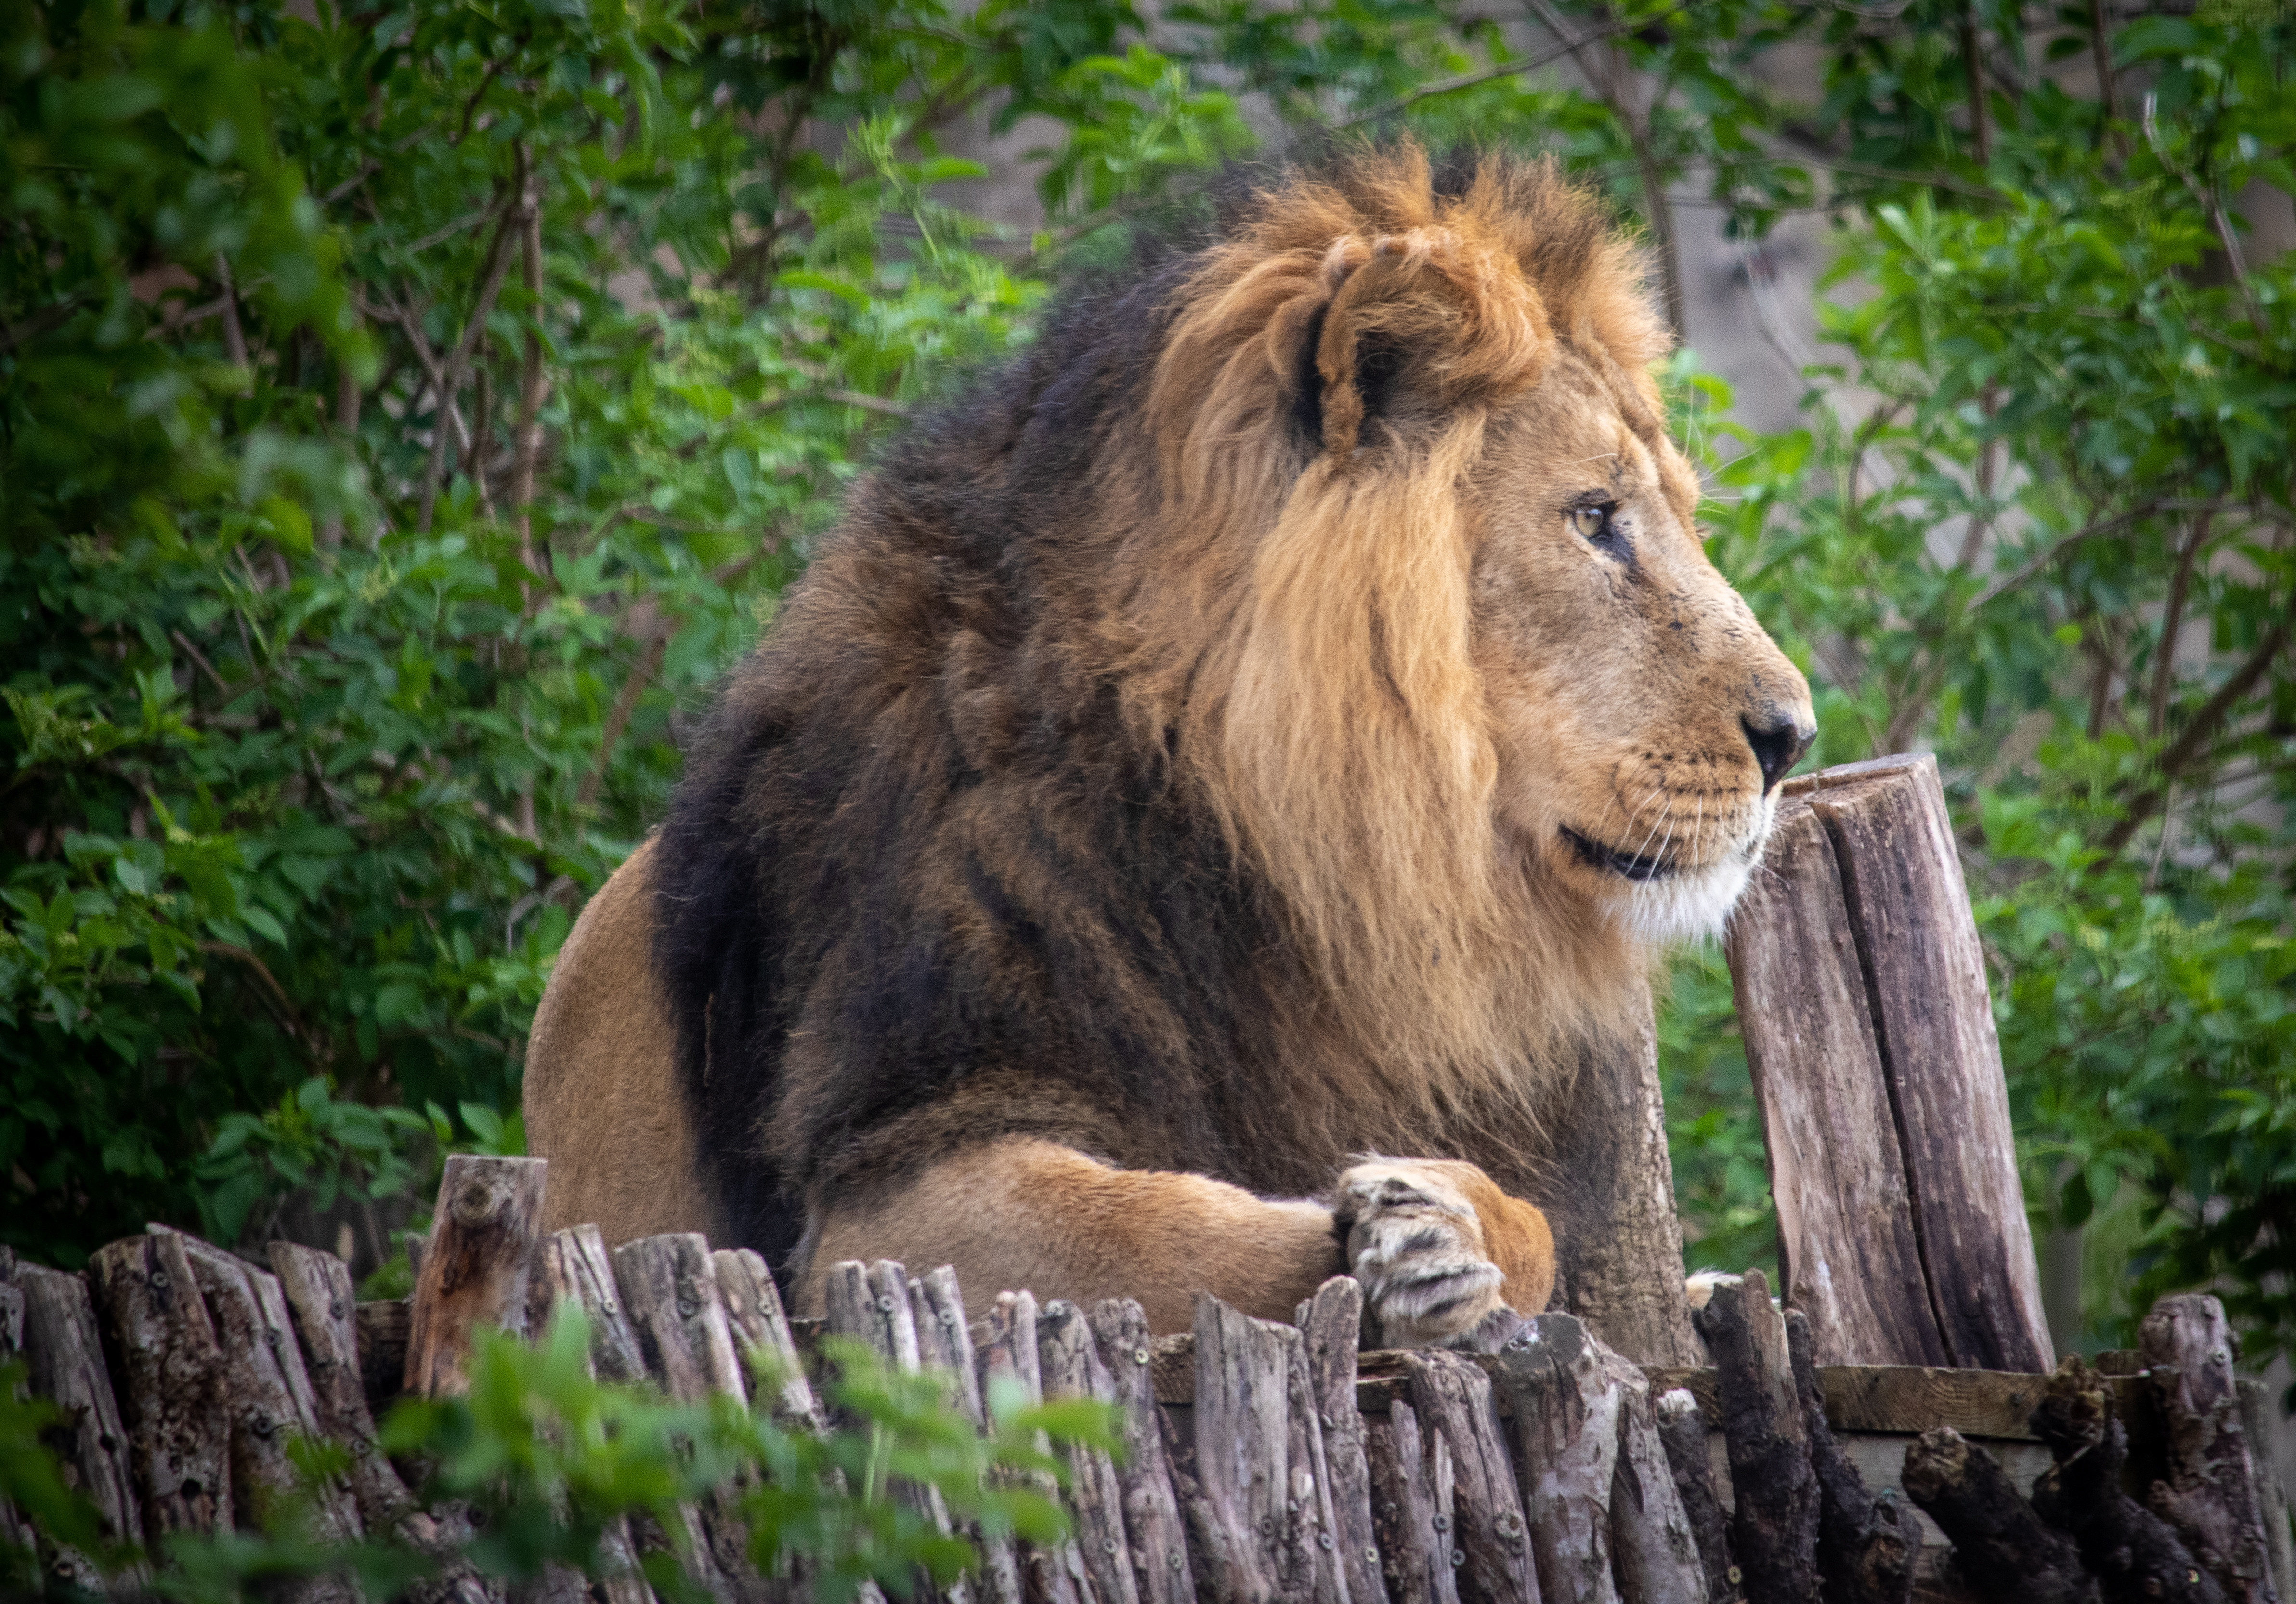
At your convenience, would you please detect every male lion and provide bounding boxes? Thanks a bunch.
[525,146,1814,1350]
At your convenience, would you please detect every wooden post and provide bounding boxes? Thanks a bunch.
[1691,1271,1817,1604]
[1187,1293,1303,1604]
[1089,1298,1192,1604]
[2139,1296,2278,1604]
[1039,1300,1142,1604]
[1900,1429,2095,1604]
[13,1257,145,1588]
[87,1232,231,1540]
[1652,1392,1732,1604]
[2028,1357,2223,1604]
[716,1247,822,1432]
[905,1268,1018,1604]
[267,1242,502,1604]
[1725,754,2052,1373]
[1783,1311,1914,1604]
[1498,1315,1623,1604]
[1609,1356,1706,1604]
[981,1289,1084,1604]
[404,1155,548,1397]
[1397,1350,1536,1604]
[1299,1279,1390,1604]
[1363,1400,1461,1604]
[168,1231,362,1594]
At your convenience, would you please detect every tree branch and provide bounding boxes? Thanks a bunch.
[2149,513,2209,739]
[1336,7,1671,128]
[416,170,525,533]
[1967,500,2171,614]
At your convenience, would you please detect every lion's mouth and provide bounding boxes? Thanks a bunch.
[1560,825,1672,883]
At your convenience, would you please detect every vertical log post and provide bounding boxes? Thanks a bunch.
[404,1156,548,1397]
[88,1232,231,1540]
[1299,1279,1389,1604]
[981,1290,1084,1604]
[1039,1300,1142,1604]
[1652,1392,1733,1604]
[1397,1350,1535,1604]
[2027,1357,2223,1604]
[1900,1429,2096,1604]
[267,1242,501,1604]
[1497,1315,1622,1604]
[1725,754,2052,1371]
[715,1248,822,1432]
[1089,1299,1191,1604]
[167,1231,362,1602]
[14,1258,145,1589]
[613,1234,754,1604]
[1691,1272,1817,1604]
[1609,1357,1707,1604]
[2139,1296,2278,1604]
[907,1268,1018,1604]
[1782,1311,1915,1604]
[1187,1293,1299,1604]
[1364,1400,1461,1604]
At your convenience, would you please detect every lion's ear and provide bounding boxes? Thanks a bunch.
[1295,231,1553,462]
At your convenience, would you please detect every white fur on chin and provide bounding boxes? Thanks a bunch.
[1613,795,1775,945]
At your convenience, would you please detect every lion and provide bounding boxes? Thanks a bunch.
[524,145,1814,1350]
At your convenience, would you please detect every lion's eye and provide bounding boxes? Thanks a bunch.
[1567,504,1613,542]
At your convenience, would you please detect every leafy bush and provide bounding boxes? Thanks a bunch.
[2,1313,1114,1603]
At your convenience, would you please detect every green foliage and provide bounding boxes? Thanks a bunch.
[1,1315,1115,1603]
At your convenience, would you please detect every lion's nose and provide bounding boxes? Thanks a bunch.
[1742,712,1815,794]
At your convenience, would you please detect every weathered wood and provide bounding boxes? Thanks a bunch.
[1040,1300,1142,1604]
[1497,1315,1620,1604]
[1187,1293,1296,1604]
[1397,1349,1535,1604]
[1809,757,2052,1373]
[1282,1320,1354,1604]
[613,1235,755,1604]
[14,1258,145,1588]
[1299,1279,1389,1604]
[1610,1357,1707,1604]
[533,1226,649,1385]
[168,1232,362,1598]
[1786,1310,1916,1604]
[1900,1429,2094,1604]
[1692,1271,1817,1604]
[2139,1296,2277,1604]
[2028,1358,2224,1604]
[1722,793,1948,1368]
[1089,1299,1192,1604]
[981,1290,1084,1604]
[1363,1400,1461,1604]
[522,1231,657,1604]
[902,1269,1017,1604]
[717,1248,822,1431]
[267,1243,504,1604]
[2232,1380,2296,1604]
[88,1232,231,1539]
[1653,1391,1733,1604]
[358,1299,411,1411]
[404,1155,548,1397]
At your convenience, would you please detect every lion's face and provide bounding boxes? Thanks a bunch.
[1469,358,1813,944]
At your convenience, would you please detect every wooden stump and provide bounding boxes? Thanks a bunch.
[88,1232,231,1540]
[1364,1399,1462,1604]
[2139,1297,2278,1604]
[1397,1350,1534,1604]
[1724,754,2052,1371]
[13,1257,145,1589]
[267,1242,503,1604]
[2028,1358,2223,1604]
[404,1155,548,1397]
[1498,1315,1622,1604]
[1090,1299,1192,1604]
[1300,1280,1390,1604]
[981,1289,1085,1604]
[1652,1391,1733,1604]
[1691,1272,1817,1604]
[1901,1429,2095,1604]
[1039,1299,1141,1604]
[716,1247,822,1432]
[1783,1311,1915,1604]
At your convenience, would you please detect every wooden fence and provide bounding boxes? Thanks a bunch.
[5,1152,2292,1604]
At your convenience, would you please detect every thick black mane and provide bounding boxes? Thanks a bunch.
[650,249,1317,1275]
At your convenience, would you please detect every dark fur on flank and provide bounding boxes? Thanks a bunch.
[651,149,1638,1278]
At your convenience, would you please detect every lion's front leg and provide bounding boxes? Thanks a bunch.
[1332,1157,1556,1351]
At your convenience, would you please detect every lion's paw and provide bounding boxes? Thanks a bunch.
[1332,1158,1518,1351]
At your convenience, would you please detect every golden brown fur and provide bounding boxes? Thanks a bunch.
[526,145,1812,1345]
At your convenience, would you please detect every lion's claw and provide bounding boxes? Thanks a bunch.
[1333,1158,1513,1350]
